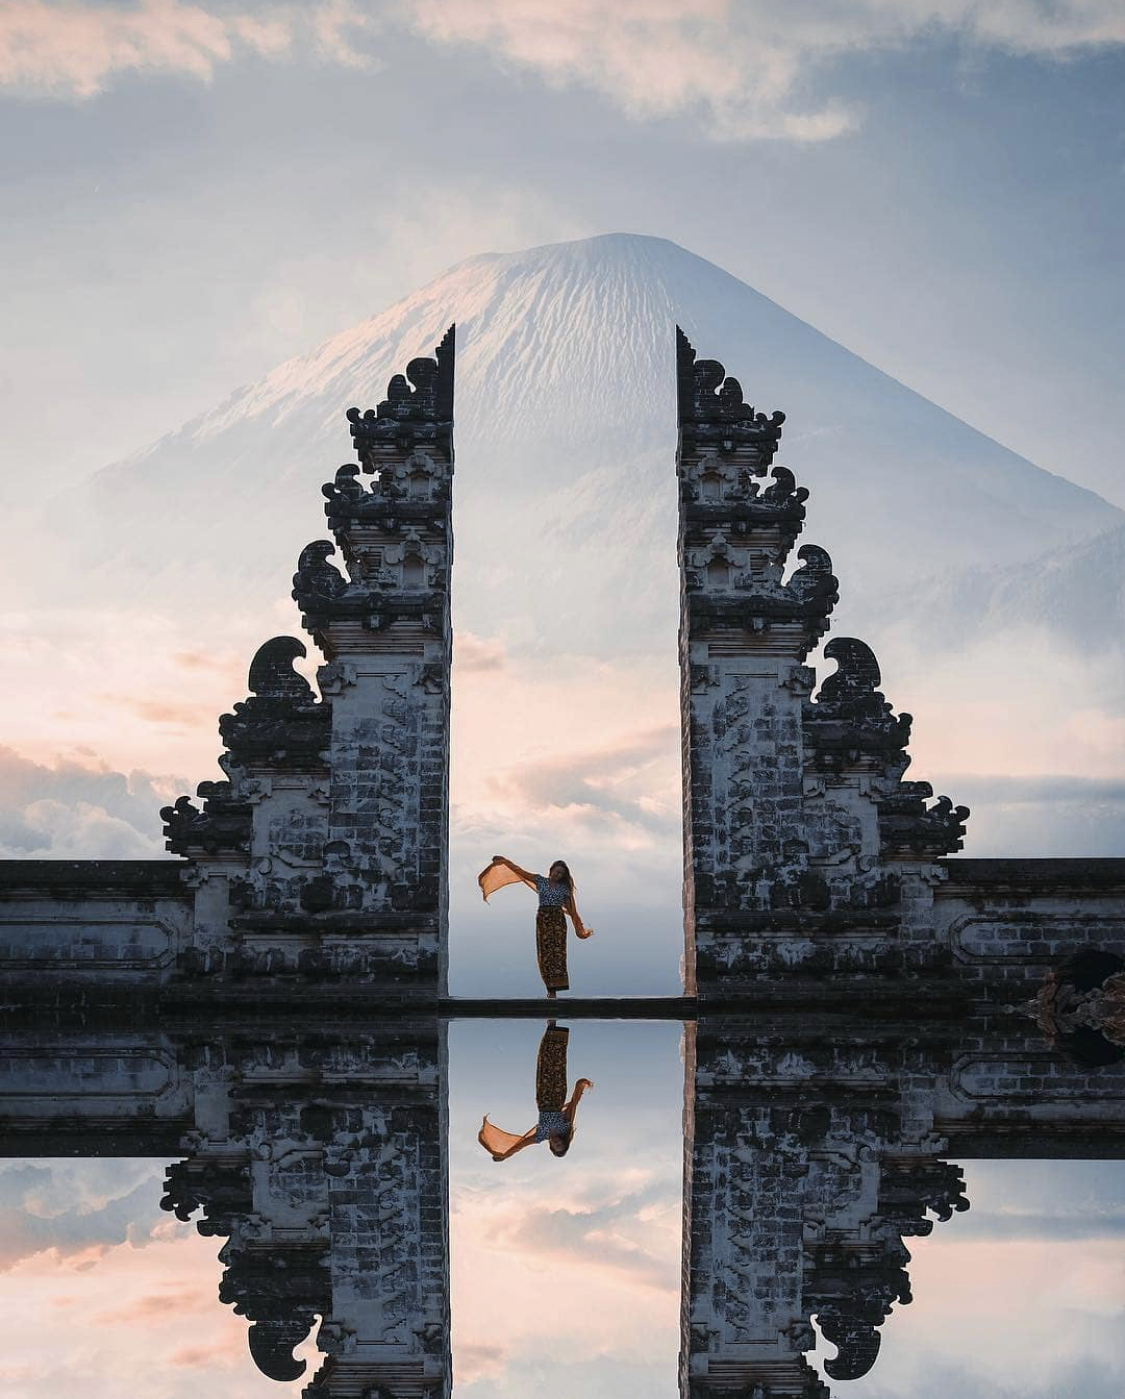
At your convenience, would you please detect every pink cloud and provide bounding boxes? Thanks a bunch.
[0,0,371,99]
[94,1287,212,1325]
[450,1166,681,1375]
[405,0,1125,141]
[98,693,201,727]
[454,1340,507,1383]
[168,1337,244,1368]
[454,630,508,673]
[172,648,243,674]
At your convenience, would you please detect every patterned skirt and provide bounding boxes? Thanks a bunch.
[535,1022,570,1112]
[535,907,569,993]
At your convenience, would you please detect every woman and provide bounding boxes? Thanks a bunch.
[478,1022,593,1160]
[479,854,592,998]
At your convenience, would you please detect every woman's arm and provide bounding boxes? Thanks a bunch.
[492,855,538,889]
[494,1137,536,1160]
[563,1078,594,1125]
[565,893,593,939]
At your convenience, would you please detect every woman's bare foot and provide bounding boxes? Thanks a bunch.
[546,988,557,999]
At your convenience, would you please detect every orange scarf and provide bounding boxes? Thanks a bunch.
[478,859,527,901]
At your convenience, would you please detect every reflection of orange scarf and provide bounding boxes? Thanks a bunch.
[478,1116,528,1157]
[478,860,526,902]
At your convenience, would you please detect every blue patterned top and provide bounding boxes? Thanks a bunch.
[535,1110,570,1142]
[535,874,570,909]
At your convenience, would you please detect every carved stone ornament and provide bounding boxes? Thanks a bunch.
[806,636,912,772]
[677,326,786,462]
[347,324,455,465]
[220,636,331,768]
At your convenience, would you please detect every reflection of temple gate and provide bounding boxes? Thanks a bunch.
[1,1019,451,1398]
[5,1006,1125,1397]
[682,1013,1125,1397]
[1,330,1124,1396]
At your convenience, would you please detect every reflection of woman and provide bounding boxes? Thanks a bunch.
[478,1022,593,1160]
[478,855,592,998]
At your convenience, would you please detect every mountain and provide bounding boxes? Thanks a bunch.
[11,233,1123,897]
[53,232,1120,660]
[880,521,1125,653]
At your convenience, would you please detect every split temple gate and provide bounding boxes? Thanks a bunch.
[2,328,1124,1397]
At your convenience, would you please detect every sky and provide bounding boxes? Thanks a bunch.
[2,17,1125,1385]
[1,0,1124,987]
[1,1,1124,507]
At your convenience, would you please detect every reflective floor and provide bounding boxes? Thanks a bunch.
[2,1016,1124,1398]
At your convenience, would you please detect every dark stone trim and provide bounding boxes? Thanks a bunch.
[939,858,1125,892]
[438,996,698,1019]
[230,911,440,932]
[942,1128,1125,1158]
[0,1123,192,1157]
[696,909,904,932]
[0,859,189,897]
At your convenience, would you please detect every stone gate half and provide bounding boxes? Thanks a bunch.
[676,328,1125,1002]
[0,328,456,999]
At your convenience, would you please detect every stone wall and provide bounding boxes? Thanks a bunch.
[0,861,192,995]
[935,858,1125,1002]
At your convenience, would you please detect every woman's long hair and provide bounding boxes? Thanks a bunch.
[549,1128,573,1157]
[549,859,574,891]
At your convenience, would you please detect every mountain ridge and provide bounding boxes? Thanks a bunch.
[102,231,1120,527]
[7,232,1121,873]
[44,232,1121,665]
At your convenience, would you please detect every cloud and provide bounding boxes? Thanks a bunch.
[4,0,1124,136]
[0,1221,293,1398]
[454,631,508,674]
[951,773,1125,806]
[0,0,365,98]
[94,1288,212,1324]
[0,744,179,857]
[951,1209,1125,1241]
[0,604,255,778]
[402,0,857,141]
[98,692,204,728]
[450,1160,682,1384]
[449,640,681,861]
[481,723,680,837]
[401,0,1125,141]
[456,1341,508,1384]
[167,1339,244,1368]
[503,1196,678,1291]
[935,771,1125,857]
[0,1161,171,1270]
[312,0,370,69]
[858,1357,1125,1399]
[171,648,238,673]
[453,1168,681,1294]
